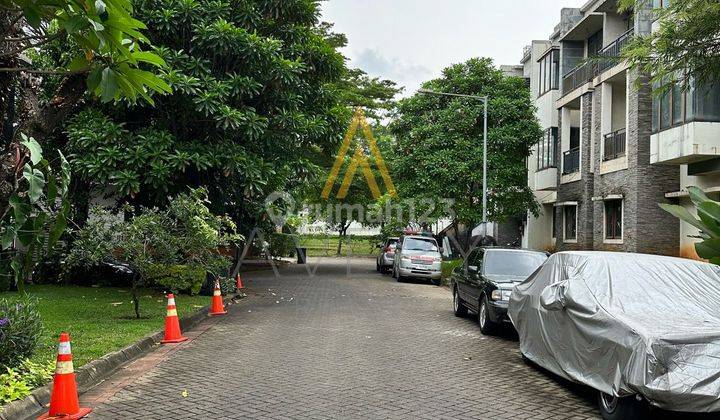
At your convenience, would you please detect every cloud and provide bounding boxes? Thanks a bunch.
[350,48,433,95]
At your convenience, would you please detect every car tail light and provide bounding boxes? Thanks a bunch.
[385,246,392,252]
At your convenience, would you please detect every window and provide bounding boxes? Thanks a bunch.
[538,49,560,96]
[653,0,671,8]
[587,30,604,57]
[403,237,439,252]
[483,250,547,278]
[536,127,558,170]
[563,205,577,242]
[604,200,623,240]
[551,207,557,239]
[660,89,671,129]
[570,127,580,149]
[672,83,683,125]
[651,78,720,133]
[696,81,720,121]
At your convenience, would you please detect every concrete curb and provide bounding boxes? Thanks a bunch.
[0,295,240,420]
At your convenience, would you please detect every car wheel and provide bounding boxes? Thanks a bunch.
[431,278,442,286]
[597,392,648,420]
[478,297,498,335]
[453,287,468,317]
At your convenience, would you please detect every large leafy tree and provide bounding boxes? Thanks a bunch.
[65,0,349,232]
[619,0,720,90]
[388,58,541,240]
[1,0,168,144]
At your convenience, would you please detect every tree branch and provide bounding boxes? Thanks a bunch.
[0,67,87,75]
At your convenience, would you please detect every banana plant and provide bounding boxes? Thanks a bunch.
[0,135,71,293]
[660,186,720,264]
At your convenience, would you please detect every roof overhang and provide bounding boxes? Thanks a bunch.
[554,201,579,207]
[559,13,604,42]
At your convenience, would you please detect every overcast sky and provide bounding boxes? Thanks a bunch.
[320,0,586,96]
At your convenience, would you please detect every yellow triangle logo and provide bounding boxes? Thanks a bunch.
[321,108,397,200]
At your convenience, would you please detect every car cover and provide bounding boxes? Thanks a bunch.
[508,251,720,412]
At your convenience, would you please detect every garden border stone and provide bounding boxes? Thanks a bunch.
[0,294,240,420]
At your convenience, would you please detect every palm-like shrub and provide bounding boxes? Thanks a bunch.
[660,186,720,263]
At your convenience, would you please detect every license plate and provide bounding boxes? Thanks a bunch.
[412,260,431,265]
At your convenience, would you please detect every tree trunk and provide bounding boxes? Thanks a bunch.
[131,274,141,319]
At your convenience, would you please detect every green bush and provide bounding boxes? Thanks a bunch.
[0,358,55,405]
[442,259,463,279]
[0,258,12,292]
[0,299,43,369]
[147,265,205,295]
[269,233,297,258]
[0,367,31,405]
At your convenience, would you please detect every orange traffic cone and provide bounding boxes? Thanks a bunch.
[161,294,188,344]
[236,274,244,290]
[38,333,92,420]
[209,280,227,316]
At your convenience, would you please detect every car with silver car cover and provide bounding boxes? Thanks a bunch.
[509,251,720,419]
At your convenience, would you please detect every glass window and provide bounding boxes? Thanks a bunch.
[564,205,577,241]
[588,30,604,57]
[538,49,560,96]
[552,206,557,239]
[686,80,695,121]
[570,127,580,150]
[402,237,439,252]
[696,81,720,121]
[605,200,623,240]
[672,83,683,125]
[537,128,558,170]
[552,50,560,90]
[660,89,671,129]
[652,86,659,133]
[483,250,547,279]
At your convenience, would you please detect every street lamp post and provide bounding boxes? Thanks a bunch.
[417,89,489,231]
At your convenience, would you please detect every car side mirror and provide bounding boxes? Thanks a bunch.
[468,265,479,274]
[540,279,568,311]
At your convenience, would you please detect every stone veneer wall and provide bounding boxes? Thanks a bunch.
[555,92,595,250]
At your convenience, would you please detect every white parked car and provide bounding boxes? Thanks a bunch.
[392,235,442,286]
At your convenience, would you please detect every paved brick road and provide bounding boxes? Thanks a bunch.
[83,258,603,419]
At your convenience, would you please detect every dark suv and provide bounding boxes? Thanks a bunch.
[450,247,548,334]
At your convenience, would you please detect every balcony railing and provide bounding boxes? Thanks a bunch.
[562,148,580,175]
[561,29,634,96]
[598,29,634,74]
[562,62,596,95]
[603,128,626,161]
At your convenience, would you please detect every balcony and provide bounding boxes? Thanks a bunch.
[534,168,557,191]
[562,148,580,174]
[603,129,626,161]
[562,62,596,95]
[561,29,634,97]
[598,29,633,74]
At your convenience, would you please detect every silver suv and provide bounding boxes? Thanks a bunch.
[392,235,442,285]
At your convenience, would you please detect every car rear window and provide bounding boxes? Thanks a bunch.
[403,237,438,252]
[484,251,547,279]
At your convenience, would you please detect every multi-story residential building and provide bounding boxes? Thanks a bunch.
[522,0,682,256]
[647,3,720,259]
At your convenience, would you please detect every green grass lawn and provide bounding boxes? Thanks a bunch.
[1,285,209,368]
[298,235,378,257]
